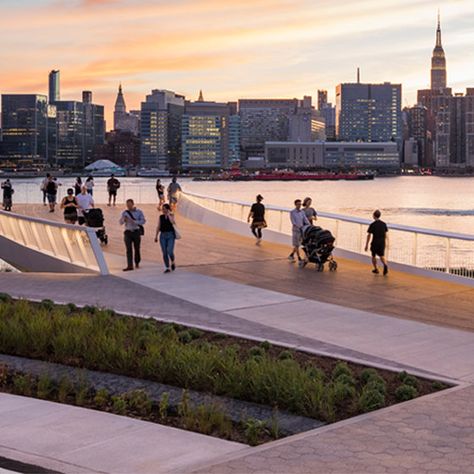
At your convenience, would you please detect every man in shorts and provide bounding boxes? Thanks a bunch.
[107,174,121,207]
[288,199,310,263]
[167,177,182,211]
[365,209,389,275]
[45,175,58,212]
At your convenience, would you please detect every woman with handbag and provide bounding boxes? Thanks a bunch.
[154,203,180,273]
[247,194,266,245]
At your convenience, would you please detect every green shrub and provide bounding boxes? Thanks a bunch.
[260,340,272,351]
[94,388,109,408]
[358,387,385,412]
[75,384,90,407]
[365,376,386,395]
[0,364,9,387]
[159,324,177,338]
[13,374,33,396]
[334,373,356,387]
[398,371,408,382]
[66,303,77,312]
[188,328,203,340]
[248,346,265,358]
[431,381,446,391]
[401,375,419,389]
[36,375,54,399]
[0,293,12,303]
[83,305,98,314]
[244,418,267,446]
[126,390,152,416]
[178,331,193,344]
[395,384,418,402]
[40,299,54,311]
[193,403,232,438]
[332,362,353,380]
[57,377,74,403]
[333,380,356,406]
[360,368,379,385]
[158,392,170,420]
[111,395,127,415]
[278,350,293,361]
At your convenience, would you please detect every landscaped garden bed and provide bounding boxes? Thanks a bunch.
[0,294,450,445]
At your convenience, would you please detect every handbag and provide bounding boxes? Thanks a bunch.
[172,222,182,240]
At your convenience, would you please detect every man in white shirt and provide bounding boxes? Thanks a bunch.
[76,186,95,225]
[288,199,310,263]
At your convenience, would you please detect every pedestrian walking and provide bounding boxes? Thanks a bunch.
[156,179,165,210]
[40,174,51,206]
[74,177,82,196]
[76,186,95,225]
[1,179,14,212]
[107,174,121,207]
[167,177,182,211]
[45,175,58,212]
[288,199,310,263]
[303,197,318,225]
[154,203,179,273]
[365,209,389,275]
[60,188,79,224]
[85,176,94,196]
[247,194,266,245]
[120,199,146,272]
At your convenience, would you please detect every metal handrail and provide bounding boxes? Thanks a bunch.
[183,191,474,242]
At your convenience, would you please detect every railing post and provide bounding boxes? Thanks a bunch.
[334,220,339,242]
[445,238,451,274]
[412,233,418,267]
[359,223,364,253]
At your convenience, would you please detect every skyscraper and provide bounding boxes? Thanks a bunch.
[181,96,237,169]
[317,90,328,111]
[140,89,185,170]
[0,94,49,168]
[431,12,447,92]
[48,70,60,103]
[114,84,140,135]
[336,82,402,143]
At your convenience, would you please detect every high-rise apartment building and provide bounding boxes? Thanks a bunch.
[336,82,402,143]
[404,104,431,167]
[82,91,105,165]
[238,98,299,161]
[140,89,185,170]
[48,70,60,103]
[181,95,238,169]
[0,94,49,168]
[114,84,140,135]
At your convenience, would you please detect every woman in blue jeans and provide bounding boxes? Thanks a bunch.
[154,204,177,273]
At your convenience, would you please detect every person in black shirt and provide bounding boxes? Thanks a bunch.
[107,174,121,207]
[60,188,79,224]
[247,194,266,245]
[365,209,389,275]
[1,179,14,211]
[154,203,178,273]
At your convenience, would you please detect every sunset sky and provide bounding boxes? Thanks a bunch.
[1,0,474,127]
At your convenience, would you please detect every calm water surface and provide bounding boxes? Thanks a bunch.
[6,176,474,235]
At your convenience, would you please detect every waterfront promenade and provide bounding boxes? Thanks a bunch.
[1,203,474,473]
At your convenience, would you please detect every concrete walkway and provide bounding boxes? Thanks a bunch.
[0,393,244,474]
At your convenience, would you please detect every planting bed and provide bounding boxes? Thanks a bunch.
[0,294,450,445]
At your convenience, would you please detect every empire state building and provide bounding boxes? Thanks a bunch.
[431,13,447,91]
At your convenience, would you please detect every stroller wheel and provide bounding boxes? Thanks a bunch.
[104,235,109,245]
[317,263,324,272]
[329,261,338,272]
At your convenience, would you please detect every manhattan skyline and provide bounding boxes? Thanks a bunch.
[1,0,474,126]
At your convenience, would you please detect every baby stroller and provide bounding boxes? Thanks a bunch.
[300,225,337,272]
[83,208,108,245]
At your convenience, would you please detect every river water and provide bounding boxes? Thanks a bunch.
[3,176,474,235]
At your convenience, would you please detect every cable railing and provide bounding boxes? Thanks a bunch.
[182,191,474,280]
[0,210,109,275]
